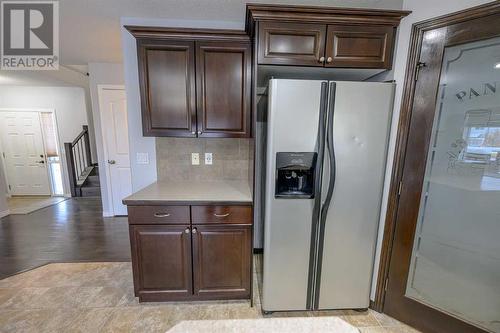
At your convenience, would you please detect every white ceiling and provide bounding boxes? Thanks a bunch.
[0,65,88,87]
[59,0,404,65]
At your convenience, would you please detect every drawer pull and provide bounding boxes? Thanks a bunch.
[213,213,230,218]
[154,212,171,218]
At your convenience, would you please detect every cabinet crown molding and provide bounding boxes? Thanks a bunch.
[245,3,411,32]
[125,26,250,42]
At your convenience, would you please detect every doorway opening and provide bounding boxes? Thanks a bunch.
[0,110,66,214]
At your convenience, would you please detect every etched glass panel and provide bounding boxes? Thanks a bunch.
[406,37,500,333]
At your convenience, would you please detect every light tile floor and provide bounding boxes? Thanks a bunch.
[0,256,421,332]
[7,196,67,215]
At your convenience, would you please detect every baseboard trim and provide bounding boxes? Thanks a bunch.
[102,211,114,217]
[0,209,10,218]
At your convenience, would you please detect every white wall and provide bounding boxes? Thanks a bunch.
[88,62,125,216]
[370,0,493,301]
[121,17,246,191]
[0,86,90,198]
[0,160,8,217]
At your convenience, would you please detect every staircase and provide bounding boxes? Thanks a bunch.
[65,125,101,197]
[80,166,101,197]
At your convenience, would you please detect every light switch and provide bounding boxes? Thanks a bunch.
[191,153,200,165]
[205,153,213,165]
[136,152,149,164]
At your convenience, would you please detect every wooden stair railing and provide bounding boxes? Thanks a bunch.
[64,125,93,197]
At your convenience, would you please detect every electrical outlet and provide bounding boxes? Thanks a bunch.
[191,153,200,165]
[205,153,213,165]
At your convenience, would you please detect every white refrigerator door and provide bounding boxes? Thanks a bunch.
[318,81,395,309]
[263,79,325,311]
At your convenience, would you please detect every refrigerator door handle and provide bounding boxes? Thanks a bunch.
[313,82,337,309]
[306,82,329,309]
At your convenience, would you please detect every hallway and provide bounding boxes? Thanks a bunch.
[0,198,130,279]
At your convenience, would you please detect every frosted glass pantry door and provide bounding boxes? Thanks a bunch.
[406,37,500,333]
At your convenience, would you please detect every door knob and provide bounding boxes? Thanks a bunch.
[326,57,333,63]
[192,227,198,234]
[107,160,116,164]
[318,56,325,63]
[184,228,190,234]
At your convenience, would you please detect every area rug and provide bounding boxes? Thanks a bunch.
[167,316,360,333]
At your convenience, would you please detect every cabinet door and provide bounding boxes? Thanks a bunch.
[192,225,251,299]
[196,41,252,138]
[130,225,192,301]
[324,25,395,69]
[258,21,326,66]
[137,39,197,137]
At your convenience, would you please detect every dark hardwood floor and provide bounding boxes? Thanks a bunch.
[0,197,130,279]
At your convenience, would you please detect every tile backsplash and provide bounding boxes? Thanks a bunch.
[156,138,253,182]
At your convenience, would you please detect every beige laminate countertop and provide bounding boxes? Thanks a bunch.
[122,180,253,205]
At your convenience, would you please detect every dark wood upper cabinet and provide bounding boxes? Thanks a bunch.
[130,225,193,301]
[128,27,252,138]
[325,25,394,69]
[247,4,409,69]
[192,224,251,299]
[196,42,251,137]
[137,39,196,137]
[258,22,326,66]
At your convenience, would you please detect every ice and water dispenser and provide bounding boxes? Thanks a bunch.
[275,152,317,198]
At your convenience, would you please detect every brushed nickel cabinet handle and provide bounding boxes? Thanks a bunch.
[192,227,198,234]
[318,56,325,63]
[213,213,230,218]
[326,57,333,63]
[154,212,171,218]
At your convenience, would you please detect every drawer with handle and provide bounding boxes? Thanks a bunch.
[191,205,252,225]
[127,205,190,225]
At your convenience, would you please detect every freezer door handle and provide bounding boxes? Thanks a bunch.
[312,82,337,309]
[306,81,329,309]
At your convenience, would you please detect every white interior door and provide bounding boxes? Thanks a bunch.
[99,88,132,216]
[0,111,51,195]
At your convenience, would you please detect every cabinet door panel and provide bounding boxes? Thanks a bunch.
[325,25,394,68]
[196,41,251,138]
[137,39,196,137]
[192,225,251,299]
[258,21,326,66]
[130,225,192,300]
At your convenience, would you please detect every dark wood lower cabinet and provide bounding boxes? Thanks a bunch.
[192,225,251,299]
[127,204,252,302]
[130,225,193,301]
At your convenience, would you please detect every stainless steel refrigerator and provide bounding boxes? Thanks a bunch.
[262,79,395,311]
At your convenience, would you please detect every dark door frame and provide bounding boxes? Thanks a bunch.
[372,0,500,325]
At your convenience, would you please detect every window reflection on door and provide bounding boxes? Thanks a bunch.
[406,37,500,332]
